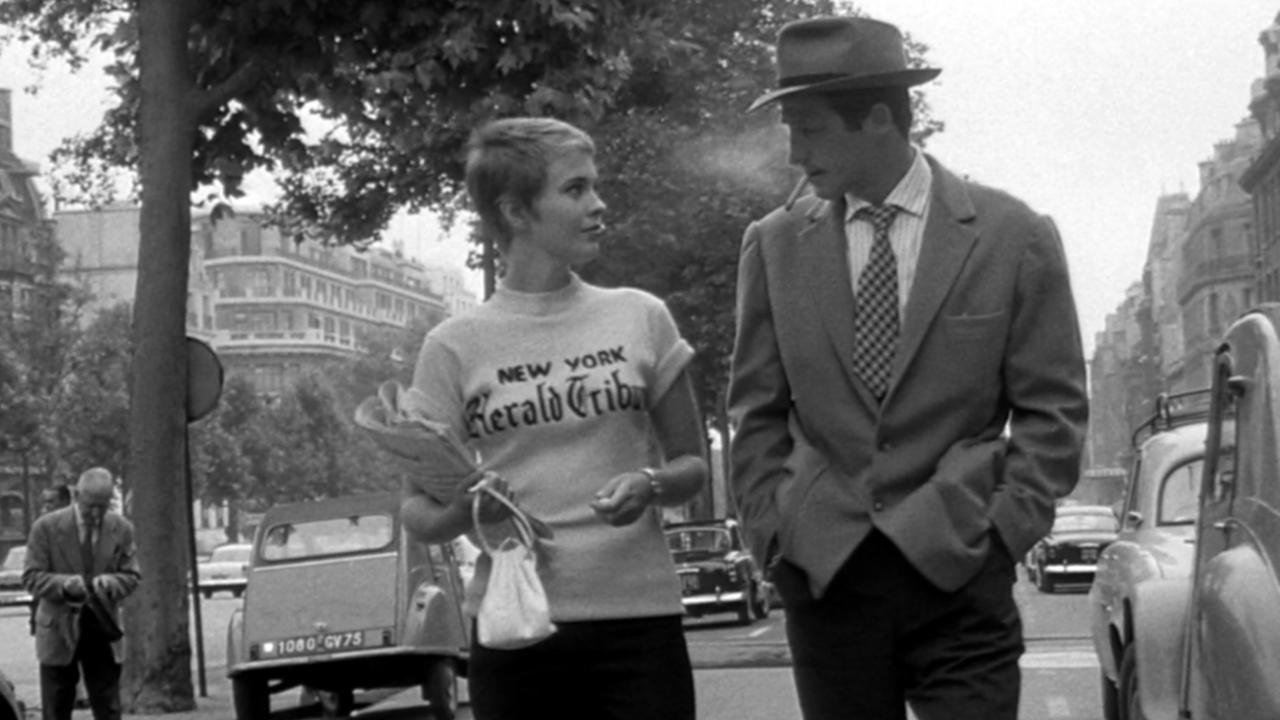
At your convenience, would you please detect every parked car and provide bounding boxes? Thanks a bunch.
[226,493,469,720]
[665,518,771,625]
[0,545,31,608]
[0,668,24,720]
[1025,504,1119,593]
[197,543,252,598]
[1101,305,1280,720]
[1087,388,1208,720]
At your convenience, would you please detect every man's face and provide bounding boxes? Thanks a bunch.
[780,94,880,201]
[76,488,113,527]
[40,491,65,514]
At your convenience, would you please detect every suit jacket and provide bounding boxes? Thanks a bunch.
[728,156,1088,596]
[23,506,141,665]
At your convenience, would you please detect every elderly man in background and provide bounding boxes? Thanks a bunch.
[24,467,141,720]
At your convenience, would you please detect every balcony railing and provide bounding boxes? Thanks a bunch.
[210,328,359,352]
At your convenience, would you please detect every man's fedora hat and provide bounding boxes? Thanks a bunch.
[748,16,940,112]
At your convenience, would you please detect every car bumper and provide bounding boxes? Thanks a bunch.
[0,590,32,607]
[228,645,460,677]
[197,579,246,591]
[681,590,746,609]
[1044,564,1098,575]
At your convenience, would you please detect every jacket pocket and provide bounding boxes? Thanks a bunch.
[942,311,1007,342]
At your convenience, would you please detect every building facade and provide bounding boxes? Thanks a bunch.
[1242,13,1280,304]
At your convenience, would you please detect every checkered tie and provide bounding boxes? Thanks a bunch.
[852,204,900,400]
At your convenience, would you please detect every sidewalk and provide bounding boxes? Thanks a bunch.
[15,640,791,719]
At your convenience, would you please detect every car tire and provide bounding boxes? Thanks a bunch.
[750,581,771,619]
[202,590,213,599]
[231,675,268,720]
[318,688,354,718]
[736,585,754,626]
[1036,565,1055,593]
[422,657,458,720]
[233,588,244,598]
[1101,668,1120,720]
[1119,643,1148,720]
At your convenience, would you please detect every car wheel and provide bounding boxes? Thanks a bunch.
[231,675,268,720]
[422,657,458,720]
[1036,565,1055,593]
[318,688,354,718]
[751,581,772,619]
[202,590,213,599]
[233,588,244,598]
[736,585,754,626]
[1119,644,1148,720]
[1101,668,1119,720]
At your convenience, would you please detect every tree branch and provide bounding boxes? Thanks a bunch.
[190,59,262,118]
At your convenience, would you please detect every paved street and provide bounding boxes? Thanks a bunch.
[1,569,1103,719]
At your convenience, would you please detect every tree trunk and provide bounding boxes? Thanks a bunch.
[121,0,198,712]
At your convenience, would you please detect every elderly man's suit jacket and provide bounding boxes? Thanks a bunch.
[728,156,1089,596]
[23,506,141,665]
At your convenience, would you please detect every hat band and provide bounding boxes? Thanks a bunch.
[779,73,848,88]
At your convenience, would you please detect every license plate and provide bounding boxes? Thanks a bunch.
[1081,547,1097,562]
[260,629,375,659]
[680,573,699,592]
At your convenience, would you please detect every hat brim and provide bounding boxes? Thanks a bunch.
[747,68,941,112]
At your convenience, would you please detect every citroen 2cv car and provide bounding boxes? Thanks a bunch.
[1026,504,1119,593]
[1087,389,1209,719]
[226,493,469,719]
[665,518,772,625]
[1101,306,1280,720]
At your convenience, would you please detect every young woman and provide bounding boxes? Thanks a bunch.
[401,117,707,720]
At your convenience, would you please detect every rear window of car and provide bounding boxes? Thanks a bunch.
[1158,458,1203,525]
[2,546,24,571]
[667,528,731,553]
[208,545,251,564]
[1052,512,1116,533]
[258,513,395,563]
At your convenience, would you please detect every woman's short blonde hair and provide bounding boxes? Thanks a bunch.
[465,117,596,253]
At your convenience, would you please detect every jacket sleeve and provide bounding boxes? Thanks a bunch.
[727,221,793,566]
[22,520,79,602]
[989,215,1090,558]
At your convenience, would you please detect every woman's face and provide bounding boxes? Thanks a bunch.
[515,149,607,267]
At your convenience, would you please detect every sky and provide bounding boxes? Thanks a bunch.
[2,1,1278,358]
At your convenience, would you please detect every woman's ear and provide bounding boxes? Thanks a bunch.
[498,197,528,234]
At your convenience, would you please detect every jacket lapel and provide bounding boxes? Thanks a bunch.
[888,159,979,398]
[795,197,882,411]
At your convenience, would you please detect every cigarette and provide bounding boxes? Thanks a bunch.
[785,176,810,211]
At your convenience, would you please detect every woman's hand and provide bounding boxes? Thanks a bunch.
[459,472,515,526]
[589,471,654,527]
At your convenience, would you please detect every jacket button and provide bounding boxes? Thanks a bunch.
[878,440,892,452]
[873,500,885,512]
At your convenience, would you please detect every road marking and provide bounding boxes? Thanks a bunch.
[747,626,770,639]
[1020,650,1099,669]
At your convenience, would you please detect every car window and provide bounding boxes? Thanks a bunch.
[259,513,395,562]
[209,545,251,564]
[1158,458,1203,525]
[1052,512,1116,533]
[667,529,730,553]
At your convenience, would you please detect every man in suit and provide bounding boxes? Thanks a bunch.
[728,16,1088,720]
[24,467,141,720]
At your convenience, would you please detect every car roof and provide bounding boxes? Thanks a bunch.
[259,492,400,525]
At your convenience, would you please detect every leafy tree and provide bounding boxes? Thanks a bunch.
[50,301,133,482]
[1,1,678,709]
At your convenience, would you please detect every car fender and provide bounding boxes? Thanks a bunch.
[226,607,245,672]
[403,582,459,651]
[1131,577,1191,720]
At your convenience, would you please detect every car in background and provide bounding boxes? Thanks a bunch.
[1025,505,1119,593]
[1087,388,1208,720]
[665,518,771,625]
[1102,306,1280,720]
[0,667,24,720]
[197,543,252,599]
[0,545,31,608]
[226,493,469,720]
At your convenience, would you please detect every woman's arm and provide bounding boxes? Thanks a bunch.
[590,369,709,526]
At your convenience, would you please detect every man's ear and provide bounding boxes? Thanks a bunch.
[867,103,895,131]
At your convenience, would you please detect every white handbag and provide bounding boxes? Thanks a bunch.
[472,485,557,650]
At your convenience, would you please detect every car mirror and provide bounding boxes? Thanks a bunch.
[1125,510,1143,529]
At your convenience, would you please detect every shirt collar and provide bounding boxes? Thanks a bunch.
[844,147,932,223]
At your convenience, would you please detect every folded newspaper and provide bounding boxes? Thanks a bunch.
[354,380,478,503]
